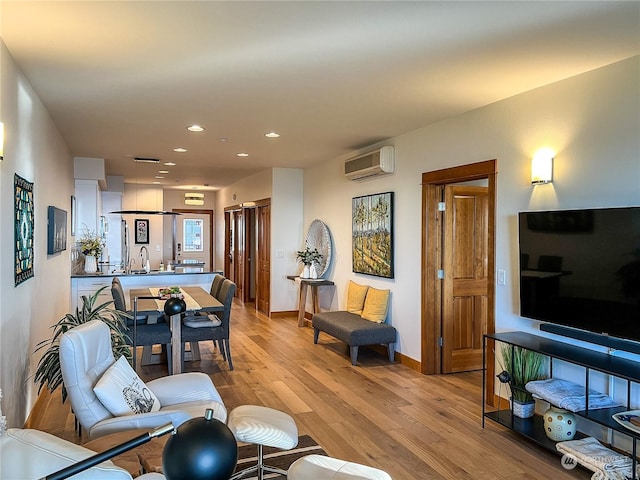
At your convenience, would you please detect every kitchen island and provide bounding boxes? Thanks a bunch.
[70,270,223,311]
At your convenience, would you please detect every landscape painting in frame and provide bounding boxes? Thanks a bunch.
[352,192,394,278]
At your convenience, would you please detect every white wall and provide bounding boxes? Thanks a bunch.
[271,168,304,311]
[122,184,164,269]
[304,56,640,364]
[1,41,74,426]
[214,169,273,270]
[213,167,304,313]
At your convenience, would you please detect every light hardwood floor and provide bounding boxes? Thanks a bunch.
[32,300,589,479]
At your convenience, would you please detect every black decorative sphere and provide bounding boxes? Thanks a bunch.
[163,411,238,480]
[164,297,187,316]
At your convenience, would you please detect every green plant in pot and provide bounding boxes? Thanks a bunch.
[34,287,131,402]
[296,247,323,278]
[296,247,323,266]
[498,345,546,418]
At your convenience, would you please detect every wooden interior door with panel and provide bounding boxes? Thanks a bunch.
[441,185,489,373]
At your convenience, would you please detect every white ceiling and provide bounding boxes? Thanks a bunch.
[2,1,639,190]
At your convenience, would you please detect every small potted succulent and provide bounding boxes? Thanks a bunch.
[296,247,323,278]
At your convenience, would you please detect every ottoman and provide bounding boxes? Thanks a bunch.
[288,454,392,479]
[227,405,298,479]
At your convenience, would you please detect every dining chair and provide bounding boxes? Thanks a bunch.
[210,274,225,298]
[111,279,172,370]
[180,279,236,371]
[59,319,227,440]
[537,254,563,272]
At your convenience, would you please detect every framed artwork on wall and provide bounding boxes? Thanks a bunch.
[15,173,35,286]
[135,218,149,244]
[70,195,77,236]
[47,206,67,254]
[352,191,394,278]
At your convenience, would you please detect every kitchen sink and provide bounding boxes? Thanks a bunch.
[129,269,166,275]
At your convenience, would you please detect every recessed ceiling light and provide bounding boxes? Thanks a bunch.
[219,137,228,142]
[155,175,165,179]
[236,152,249,157]
[158,170,169,174]
[152,181,161,184]
[265,132,280,138]
[187,125,205,132]
[164,162,176,166]
[173,147,187,153]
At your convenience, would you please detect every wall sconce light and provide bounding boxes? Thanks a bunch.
[185,192,205,206]
[531,148,554,185]
[0,122,4,160]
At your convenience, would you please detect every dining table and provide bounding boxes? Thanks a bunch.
[130,286,224,375]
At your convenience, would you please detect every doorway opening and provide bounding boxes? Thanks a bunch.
[224,199,271,315]
[171,209,214,272]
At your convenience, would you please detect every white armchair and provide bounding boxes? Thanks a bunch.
[0,428,165,479]
[59,319,227,440]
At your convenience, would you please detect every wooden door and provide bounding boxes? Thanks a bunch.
[441,185,489,373]
[242,207,256,303]
[234,210,245,300]
[224,211,232,278]
[176,213,211,268]
[256,203,271,315]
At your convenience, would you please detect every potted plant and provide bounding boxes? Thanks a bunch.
[296,247,323,278]
[34,287,131,402]
[78,229,104,273]
[497,345,545,418]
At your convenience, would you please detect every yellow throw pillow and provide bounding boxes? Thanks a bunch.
[361,287,390,323]
[346,281,369,315]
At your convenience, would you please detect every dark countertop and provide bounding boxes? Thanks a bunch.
[72,270,222,279]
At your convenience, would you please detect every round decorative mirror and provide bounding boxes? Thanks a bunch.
[305,219,332,277]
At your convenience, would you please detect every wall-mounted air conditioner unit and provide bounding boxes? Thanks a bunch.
[344,146,395,180]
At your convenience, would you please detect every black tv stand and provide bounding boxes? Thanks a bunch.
[483,331,640,479]
[540,323,640,356]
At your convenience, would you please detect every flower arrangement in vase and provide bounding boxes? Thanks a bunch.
[296,247,323,279]
[78,229,104,273]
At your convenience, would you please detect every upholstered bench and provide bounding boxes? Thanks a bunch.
[312,281,396,365]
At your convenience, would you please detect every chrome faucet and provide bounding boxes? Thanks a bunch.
[139,246,149,272]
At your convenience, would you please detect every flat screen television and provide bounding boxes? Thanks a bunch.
[519,206,640,344]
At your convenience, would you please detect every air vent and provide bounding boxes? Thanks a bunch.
[133,157,160,163]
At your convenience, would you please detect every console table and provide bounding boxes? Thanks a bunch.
[483,331,639,478]
[286,276,334,327]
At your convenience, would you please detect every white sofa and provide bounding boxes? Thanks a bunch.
[0,428,165,480]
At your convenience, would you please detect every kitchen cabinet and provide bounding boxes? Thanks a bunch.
[71,276,113,311]
[74,179,102,237]
[71,271,221,311]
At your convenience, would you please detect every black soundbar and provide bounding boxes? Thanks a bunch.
[540,323,640,356]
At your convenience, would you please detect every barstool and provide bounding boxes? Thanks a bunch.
[228,405,298,480]
[288,454,392,479]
